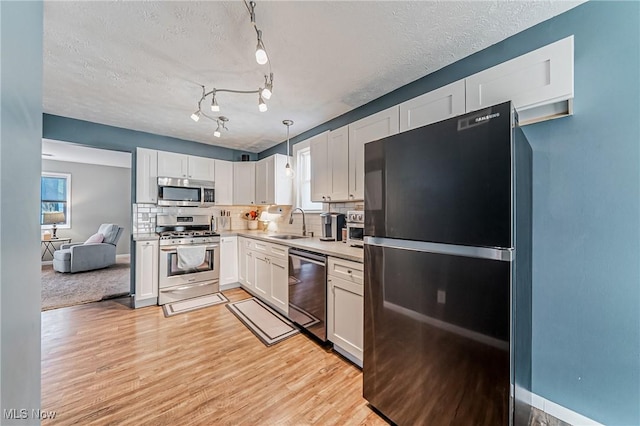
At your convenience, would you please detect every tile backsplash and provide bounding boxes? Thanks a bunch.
[132,201,363,236]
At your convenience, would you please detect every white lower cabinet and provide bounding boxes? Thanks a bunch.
[238,237,289,316]
[327,257,364,367]
[220,236,238,289]
[134,240,158,308]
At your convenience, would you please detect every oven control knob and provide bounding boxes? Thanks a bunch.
[357,214,363,221]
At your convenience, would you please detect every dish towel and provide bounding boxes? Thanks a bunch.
[177,246,206,270]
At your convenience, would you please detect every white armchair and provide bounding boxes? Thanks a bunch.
[53,224,123,273]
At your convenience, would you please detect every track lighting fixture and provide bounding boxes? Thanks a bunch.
[283,120,295,178]
[189,1,274,139]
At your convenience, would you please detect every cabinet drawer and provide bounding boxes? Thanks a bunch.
[327,257,363,284]
[269,243,288,259]
[253,240,269,253]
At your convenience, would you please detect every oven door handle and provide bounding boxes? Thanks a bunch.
[161,244,219,253]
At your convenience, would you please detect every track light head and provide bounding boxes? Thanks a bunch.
[258,94,268,112]
[190,110,201,122]
[261,74,273,99]
[255,30,268,65]
[211,93,220,112]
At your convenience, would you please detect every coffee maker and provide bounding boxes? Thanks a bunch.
[320,213,346,241]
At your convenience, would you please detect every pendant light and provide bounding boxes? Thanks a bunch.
[283,120,294,178]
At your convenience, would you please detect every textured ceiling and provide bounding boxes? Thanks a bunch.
[43,1,583,153]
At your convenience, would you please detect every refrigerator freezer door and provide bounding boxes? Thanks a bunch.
[365,102,513,249]
[363,242,511,425]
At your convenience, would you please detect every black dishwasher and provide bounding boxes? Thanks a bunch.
[288,248,327,341]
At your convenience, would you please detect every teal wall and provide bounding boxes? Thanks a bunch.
[43,114,257,162]
[261,2,640,424]
[0,0,43,420]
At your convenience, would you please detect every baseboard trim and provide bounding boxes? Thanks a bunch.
[220,282,241,291]
[116,253,130,259]
[517,387,603,426]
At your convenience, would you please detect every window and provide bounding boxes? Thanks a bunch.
[41,173,71,228]
[293,142,322,212]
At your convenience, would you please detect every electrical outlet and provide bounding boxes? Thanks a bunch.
[437,290,446,304]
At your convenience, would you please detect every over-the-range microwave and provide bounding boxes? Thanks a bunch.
[157,177,215,207]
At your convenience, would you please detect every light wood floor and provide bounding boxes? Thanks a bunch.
[41,288,388,425]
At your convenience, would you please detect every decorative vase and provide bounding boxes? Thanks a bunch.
[247,220,258,230]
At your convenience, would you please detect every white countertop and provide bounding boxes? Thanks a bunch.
[133,230,364,263]
[132,233,160,241]
[221,230,364,263]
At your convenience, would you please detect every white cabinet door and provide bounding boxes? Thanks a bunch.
[272,153,293,205]
[327,125,349,201]
[466,35,574,125]
[233,162,256,205]
[219,236,238,287]
[270,257,288,315]
[256,154,292,205]
[238,238,247,285]
[310,131,330,202]
[157,151,188,178]
[245,248,255,290]
[188,155,215,181]
[254,253,270,298]
[136,148,158,204]
[399,80,466,132]
[134,240,158,308]
[328,275,363,365]
[348,106,399,200]
[214,159,234,205]
[255,157,271,205]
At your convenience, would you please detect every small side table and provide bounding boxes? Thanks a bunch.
[41,238,72,260]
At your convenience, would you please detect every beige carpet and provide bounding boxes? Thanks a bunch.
[41,256,131,311]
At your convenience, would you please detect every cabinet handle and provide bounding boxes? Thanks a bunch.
[322,196,326,200]
[327,196,331,201]
[347,270,352,274]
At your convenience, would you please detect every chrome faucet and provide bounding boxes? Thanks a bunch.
[289,208,307,236]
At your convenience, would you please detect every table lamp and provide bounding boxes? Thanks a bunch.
[43,211,66,238]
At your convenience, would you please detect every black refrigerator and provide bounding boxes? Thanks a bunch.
[363,101,532,425]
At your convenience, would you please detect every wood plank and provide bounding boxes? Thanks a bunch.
[41,288,387,425]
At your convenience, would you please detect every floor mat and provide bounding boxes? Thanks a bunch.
[226,297,299,346]
[163,293,229,317]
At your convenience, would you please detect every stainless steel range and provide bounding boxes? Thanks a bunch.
[156,214,220,305]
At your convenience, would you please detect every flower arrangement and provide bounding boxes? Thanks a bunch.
[243,210,260,221]
[242,209,261,229]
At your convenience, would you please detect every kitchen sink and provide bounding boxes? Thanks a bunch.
[269,234,308,240]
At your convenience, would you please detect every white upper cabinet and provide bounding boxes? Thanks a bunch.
[348,106,399,200]
[187,155,216,181]
[136,147,158,204]
[399,80,466,132]
[233,161,256,205]
[214,159,234,205]
[466,35,574,125]
[310,127,351,203]
[157,151,216,180]
[157,151,188,178]
[255,154,292,205]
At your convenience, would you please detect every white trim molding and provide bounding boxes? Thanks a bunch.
[517,387,604,426]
